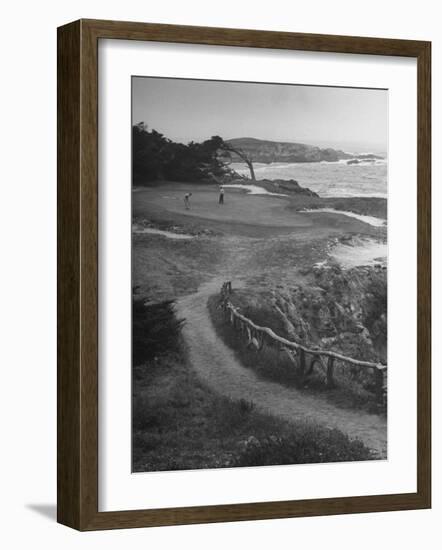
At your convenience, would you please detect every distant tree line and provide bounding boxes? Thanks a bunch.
[132,122,257,184]
[132,122,228,184]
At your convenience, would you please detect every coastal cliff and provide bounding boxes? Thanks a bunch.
[227,137,352,163]
[230,261,387,365]
[227,137,384,164]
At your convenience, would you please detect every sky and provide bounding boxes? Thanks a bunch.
[132,76,388,153]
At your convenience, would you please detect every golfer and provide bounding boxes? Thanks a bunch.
[184,192,192,210]
[219,185,225,205]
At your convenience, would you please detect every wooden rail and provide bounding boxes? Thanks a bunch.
[220,281,387,402]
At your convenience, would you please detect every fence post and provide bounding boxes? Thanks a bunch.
[326,357,335,388]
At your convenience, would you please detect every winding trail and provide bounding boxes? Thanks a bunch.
[176,277,387,458]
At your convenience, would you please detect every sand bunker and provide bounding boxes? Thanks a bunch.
[223,184,288,197]
[132,226,194,239]
[302,208,386,227]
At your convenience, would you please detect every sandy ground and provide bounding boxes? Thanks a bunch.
[301,208,386,227]
[132,226,194,239]
[222,183,288,196]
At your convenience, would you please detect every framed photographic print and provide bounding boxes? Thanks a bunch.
[57,19,431,530]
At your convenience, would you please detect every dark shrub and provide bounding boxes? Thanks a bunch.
[232,427,373,467]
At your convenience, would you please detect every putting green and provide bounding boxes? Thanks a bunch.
[133,184,312,228]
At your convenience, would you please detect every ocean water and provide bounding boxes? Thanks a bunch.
[230,160,387,198]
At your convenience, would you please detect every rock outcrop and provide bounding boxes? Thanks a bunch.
[227,137,353,164]
[236,264,387,364]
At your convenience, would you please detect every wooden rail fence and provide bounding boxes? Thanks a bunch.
[219,281,387,402]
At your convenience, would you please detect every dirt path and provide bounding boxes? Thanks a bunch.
[176,277,387,458]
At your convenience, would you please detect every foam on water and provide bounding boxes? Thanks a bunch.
[230,161,387,198]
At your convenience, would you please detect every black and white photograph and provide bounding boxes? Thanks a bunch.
[131,76,388,473]
[0,0,436,541]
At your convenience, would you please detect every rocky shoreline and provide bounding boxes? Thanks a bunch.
[222,176,387,220]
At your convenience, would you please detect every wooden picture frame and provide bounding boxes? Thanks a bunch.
[57,19,431,530]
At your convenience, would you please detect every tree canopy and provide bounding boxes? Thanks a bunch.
[132,123,237,184]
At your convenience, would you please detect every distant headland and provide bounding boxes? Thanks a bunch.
[226,137,384,164]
